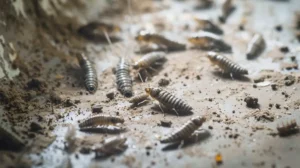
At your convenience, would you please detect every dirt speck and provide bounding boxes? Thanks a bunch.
[92,104,103,113]
[284,75,295,86]
[244,96,259,108]
[158,78,170,86]
[158,120,172,127]
[30,122,43,132]
[106,91,115,100]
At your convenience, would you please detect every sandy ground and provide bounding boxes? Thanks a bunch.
[0,0,300,168]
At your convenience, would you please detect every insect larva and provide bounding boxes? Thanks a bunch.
[133,52,166,70]
[145,87,193,115]
[79,115,124,128]
[76,54,98,94]
[160,116,206,143]
[219,0,235,23]
[135,31,186,51]
[80,126,126,134]
[0,124,25,150]
[129,94,150,105]
[246,34,265,60]
[188,33,231,52]
[78,22,121,42]
[194,18,223,35]
[277,120,299,137]
[94,136,127,157]
[116,57,133,97]
[207,52,248,76]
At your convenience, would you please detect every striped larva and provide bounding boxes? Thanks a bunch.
[246,34,265,59]
[80,125,126,134]
[194,18,223,35]
[133,52,167,70]
[277,120,299,137]
[160,116,206,143]
[0,124,25,150]
[135,31,186,51]
[207,52,248,76]
[188,33,231,52]
[78,22,121,42]
[219,0,235,23]
[76,54,98,94]
[145,87,193,115]
[79,115,124,128]
[116,58,133,97]
[94,136,127,157]
[129,93,150,105]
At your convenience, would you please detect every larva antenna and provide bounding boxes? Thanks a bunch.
[102,29,121,59]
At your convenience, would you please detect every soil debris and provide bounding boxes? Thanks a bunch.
[158,120,172,127]
[30,122,43,132]
[50,91,62,105]
[106,91,115,100]
[244,96,259,108]
[158,78,170,86]
[26,78,47,92]
[92,104,103,113]
[284,75,295,86]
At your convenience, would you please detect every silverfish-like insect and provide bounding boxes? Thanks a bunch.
[78,22,121,42]
[116,57,133,97]
[133,52,167,70]
[77,53,98,94]
[80,125,126,134]
[145,87,193,115]
[277,120,299,137]
[160,116,206,143]
[194,18,223,35]
[135,31,186,51]
[207,52,248,76]
[0,124,25,150]
[219,0,235,23]
[79,115,124,128]
[94,136,127,157]
[129,93,150,105]
[246,34,265,59]
[188,33,231,52]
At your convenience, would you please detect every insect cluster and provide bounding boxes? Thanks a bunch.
[61,0,298,163]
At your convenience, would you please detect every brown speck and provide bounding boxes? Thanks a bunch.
[275,104,281,109]
[159,120,172,127]
[271,84,277,91]
[196,75,201,80]
[275,25,282,32]
[158,78,170,86]
[208,126,213,129]
[106,91,115,100]
[280,46,289,53]
[30,122,42,132]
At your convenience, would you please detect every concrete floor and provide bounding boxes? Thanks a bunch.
[1,0,300,168]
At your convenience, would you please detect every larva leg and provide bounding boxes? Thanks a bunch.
[148,66,158,72]
[178,140,185,149]
[158,103,166,116]
[173,108,179,116]
[138,71,145,83]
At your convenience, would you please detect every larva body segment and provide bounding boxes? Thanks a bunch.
[77,54,98,94]
[79,125,126,134]
[133,52,166,69]
[145,87,193,114]
[188,33,231,52]
[129,94,150,104]
[160,116,206,143]
[194,18,223,35]
[135,31,186,51]
[135,44,167,54]
[0,124,25,150]
[246,34,265,59]
[277,120,299,137]
[116,58,133,97]
[207,52,248,75]
[79,115,124,128]
[95,136,127,156]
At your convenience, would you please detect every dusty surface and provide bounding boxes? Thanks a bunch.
[0,0,300,168]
